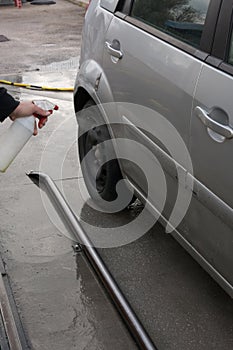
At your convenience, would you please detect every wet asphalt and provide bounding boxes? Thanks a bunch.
[0,1,233,350]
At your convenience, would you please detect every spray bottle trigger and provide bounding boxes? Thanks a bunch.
[33,110,52,128]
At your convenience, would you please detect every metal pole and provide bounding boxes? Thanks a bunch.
[27,171,158,350]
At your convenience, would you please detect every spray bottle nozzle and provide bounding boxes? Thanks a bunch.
[32,100,59,129]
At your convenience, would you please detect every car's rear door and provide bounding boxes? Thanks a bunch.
[186,0,233,293]
[101,0,219,222]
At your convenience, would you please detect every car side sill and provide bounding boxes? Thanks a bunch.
[121,115,233,231]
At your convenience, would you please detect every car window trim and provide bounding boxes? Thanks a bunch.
[116,0,132,14]
[211,0,233,60]
[115,0,222,60]
[200,0,222,53]
[205,0,233,76]
[218,62,233,75]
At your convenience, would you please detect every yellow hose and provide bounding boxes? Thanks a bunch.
[0,79,74,92]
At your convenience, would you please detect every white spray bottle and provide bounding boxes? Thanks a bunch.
[0,100,59,173]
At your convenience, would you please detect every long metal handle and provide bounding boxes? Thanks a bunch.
[105,41,123,59]
[195,106,233,139]
[27,171,158,350]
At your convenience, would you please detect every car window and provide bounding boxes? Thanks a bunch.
[131,0,211,48]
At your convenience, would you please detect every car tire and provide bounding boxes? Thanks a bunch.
[78,100,131,209]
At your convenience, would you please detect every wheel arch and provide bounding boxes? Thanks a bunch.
[74,87,93,113]
[74,60,117,140]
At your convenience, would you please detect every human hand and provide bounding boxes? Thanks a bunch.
[9,101,51,135]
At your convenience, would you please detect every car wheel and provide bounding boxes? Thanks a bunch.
[78,100,130,208]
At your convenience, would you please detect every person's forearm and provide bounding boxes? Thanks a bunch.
[0,88,20,122]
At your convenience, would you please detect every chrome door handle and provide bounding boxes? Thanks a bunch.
[105,41,123,59]
[195,106,233,139]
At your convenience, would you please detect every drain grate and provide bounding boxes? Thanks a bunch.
[0,36,9,43]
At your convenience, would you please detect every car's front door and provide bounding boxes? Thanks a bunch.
[101,0,214,222]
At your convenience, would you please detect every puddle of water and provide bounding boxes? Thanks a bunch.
[34,57,80,72]
[75,253,136,349]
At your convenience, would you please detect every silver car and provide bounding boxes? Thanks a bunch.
[74,0,233,297]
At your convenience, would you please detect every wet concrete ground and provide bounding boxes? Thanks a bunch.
[1,1,233,350]
[1,70,233,350]
[0,0,84,74]
[0,70,138,350]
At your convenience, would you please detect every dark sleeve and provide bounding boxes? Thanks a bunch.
[0,87,20,122]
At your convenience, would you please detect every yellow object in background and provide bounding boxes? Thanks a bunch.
[0,80,74,92]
